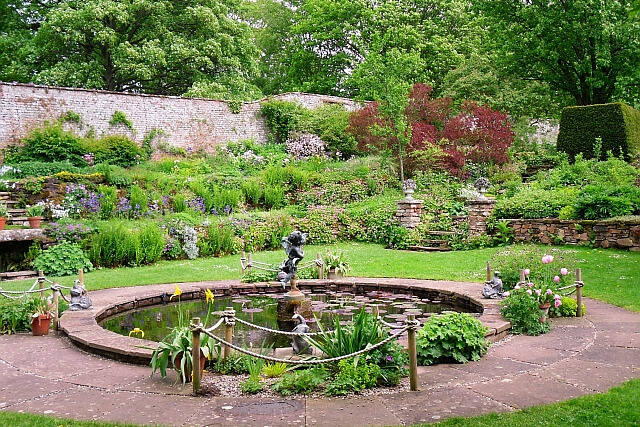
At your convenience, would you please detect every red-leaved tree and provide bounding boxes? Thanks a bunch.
[348,84,514,177]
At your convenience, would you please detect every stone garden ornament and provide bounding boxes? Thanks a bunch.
[291,313,312,354]
[69,279,93,310]
[482,271,504,299]
[277,230,307,290]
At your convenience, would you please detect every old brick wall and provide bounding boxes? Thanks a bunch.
[0,82,360,152]
[507,219,640,251]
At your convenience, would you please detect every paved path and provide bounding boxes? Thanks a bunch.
[1,297,639,426]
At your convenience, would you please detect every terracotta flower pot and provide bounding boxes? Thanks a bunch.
[27,216,43,229]
[173,350,206,383]
[327,268,343,280]
[31,314,52,336]
[0,217,6,231]
[539,302,551,323]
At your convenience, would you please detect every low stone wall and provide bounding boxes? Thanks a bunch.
[506,218,640,251]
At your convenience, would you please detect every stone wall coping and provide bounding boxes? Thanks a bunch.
[58,278,509,364]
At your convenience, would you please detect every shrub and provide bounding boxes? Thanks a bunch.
[573,184,640,219]
[98,185,117,219]
[135,224,165,265]
[550,296,587,318]
[8,122,85,165]
[199,221,240,257]
[5,161,82,178]
[286,132,326,159]
[492,187,578,219]
[325,358,381,396]
[272,367,327,396]
[305,104,357,158]
[241,179,263,206]
[32,242,93,277]
[500,288,551,336]
[557,102,640,161]
[83,135,144,167]
[44,221,93,244]
[0,297,41,334]
[416,312,490,365]
[260,100,308,143]
[88,221,137,267]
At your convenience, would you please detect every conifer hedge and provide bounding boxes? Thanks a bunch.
[556,103,640,161]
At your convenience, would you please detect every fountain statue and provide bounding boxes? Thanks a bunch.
[291,313,312,354]
[277,230,307,301]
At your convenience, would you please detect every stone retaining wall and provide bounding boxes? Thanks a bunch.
[0,82,360,152]
[506,218,640,251]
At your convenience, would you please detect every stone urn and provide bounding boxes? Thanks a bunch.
[402,179,417,200]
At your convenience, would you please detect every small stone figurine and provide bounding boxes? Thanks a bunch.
[277,230,307,289]
[482,271,503,299]
[69,279,93,310]
[291,313,312,354]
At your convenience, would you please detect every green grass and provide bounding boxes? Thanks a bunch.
[2,243,638,311]
[2,243,639,427]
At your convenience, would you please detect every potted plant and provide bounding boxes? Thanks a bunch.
[323,250,351,279]
[25,204,45,229]
[148,286,219,384]
[31,296,54,336]
[0,203,10,231]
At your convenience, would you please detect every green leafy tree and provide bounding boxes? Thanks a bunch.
[28,0,260,97]
[476,0,640,106]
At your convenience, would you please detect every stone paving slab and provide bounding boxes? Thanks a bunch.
[191,397,306,427]
[1,290,639,426]
[381,387,510,424]
[470,374,591,409]
[544,359,640,392]
[306,396,400,427]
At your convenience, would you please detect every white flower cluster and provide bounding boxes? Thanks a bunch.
[285,132,326,159]
[458,185,483,200]
[43,200,70,219]
[182,226,199,259]
[239,150,265,165]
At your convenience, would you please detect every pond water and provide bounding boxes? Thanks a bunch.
[101,290,474,349]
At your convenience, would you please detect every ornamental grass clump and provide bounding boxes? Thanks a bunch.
[416,312,490,365]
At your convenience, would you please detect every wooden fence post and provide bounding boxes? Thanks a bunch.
[52,287,60,332]
[317,252,324,279]
[576,268,583,317]
[407,314,419,391]
[38,270,45,299]
[224,307,235,359]
[192,317,201,394]
[78,268,84,285]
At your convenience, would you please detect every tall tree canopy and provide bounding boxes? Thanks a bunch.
[476,0,640,106]
[2,0,260,98]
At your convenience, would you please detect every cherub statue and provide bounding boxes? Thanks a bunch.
[291,313,312,354]
[69,279,93,310]
[277,230,307,289]
[482,271,503,299]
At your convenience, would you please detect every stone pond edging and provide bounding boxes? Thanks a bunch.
[58,278,510,364]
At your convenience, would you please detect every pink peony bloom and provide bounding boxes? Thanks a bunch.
[555,294,561,300]
[514,285,520,290]
[554,275,560,283]
[528,282,534,287]
[527,289,533,295]
[524,268,530,276]
[542,255,554,264]
[503,291,510,297]
[535,289,542,296]
[560,268,568,276]
[555,299,562,308]
[546,289,553,295]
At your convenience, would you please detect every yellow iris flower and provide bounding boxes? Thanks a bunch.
[170,284,182,300]
[205,288,214,304]
[128,327,145,338]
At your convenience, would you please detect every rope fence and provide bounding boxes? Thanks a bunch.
[0,268,87,331]
[188,305,421,393]
[240,251,325,279]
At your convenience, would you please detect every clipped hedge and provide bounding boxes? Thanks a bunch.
[557,102,640,161]
[492,187,578,219]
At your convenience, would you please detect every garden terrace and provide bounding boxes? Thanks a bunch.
[58,278,505,365]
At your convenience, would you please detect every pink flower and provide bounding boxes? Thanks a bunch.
[527,282,534,287]
[524,268,530,276]
[514,285,520,290]
[554,275,560,283]
[526,289,533,295]
[555,298,562,308]
[535,289,542,296]
[560,268,568,276]
[546,289,553,295]
[503,291,510,297]
[554,294,561,300]
[542,255,554,264]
